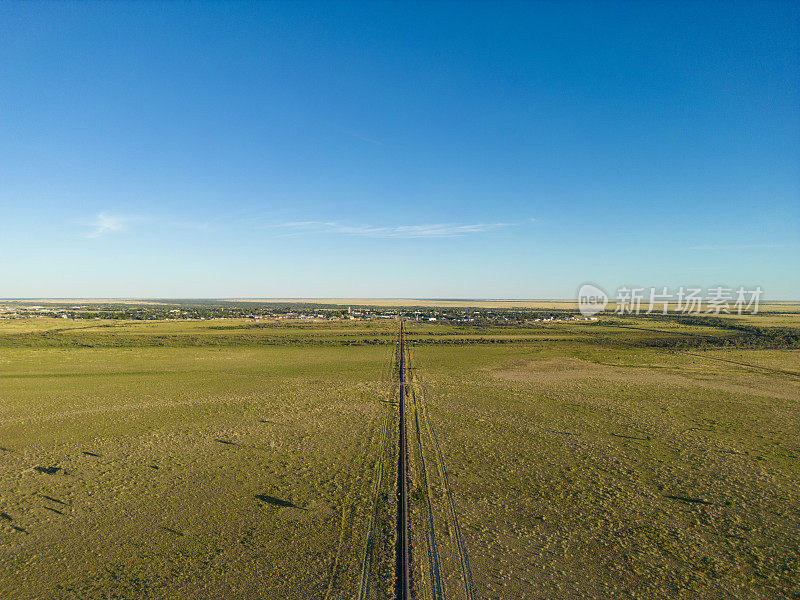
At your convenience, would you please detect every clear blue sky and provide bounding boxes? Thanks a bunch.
[1,1,798,299]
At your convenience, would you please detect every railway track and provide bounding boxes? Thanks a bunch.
[359,342,398,600]
[396,320,411,600]
[370,320,474,600]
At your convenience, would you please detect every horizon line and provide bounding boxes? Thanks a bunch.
[2,297,799,303]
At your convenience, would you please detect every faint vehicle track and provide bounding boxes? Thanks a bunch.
[411,367,476,600]
[359,342,398,600]
[324,415,379,600]
[357,409,391,600]
[679,351,800,377]
[408,371,445,600]
[326,342,402,600]
[598,323,800,377]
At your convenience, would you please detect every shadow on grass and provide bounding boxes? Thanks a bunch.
[38,494,68,505]
[34,466,62,475]
[2,513,29,534]
[612,433,649,441]
[215,438,274,453]
[255,494,306,510]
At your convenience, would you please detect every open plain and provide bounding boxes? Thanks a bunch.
[1,309,798,599]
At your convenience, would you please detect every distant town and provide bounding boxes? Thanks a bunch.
[0,301,598,325]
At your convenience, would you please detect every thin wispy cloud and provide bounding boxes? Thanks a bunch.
[86,213,137,238]
[272,221,512,238]
[340,128,386,146]
[84,213,211,238]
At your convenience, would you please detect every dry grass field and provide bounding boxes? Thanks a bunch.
[0,324,398,599]
[405,323,800,600]
[1,312,798,599]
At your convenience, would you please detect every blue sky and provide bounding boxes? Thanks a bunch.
[1,1,798,299]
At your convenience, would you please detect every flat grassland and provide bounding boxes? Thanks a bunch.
[404,319,800,600]
[1,314,798,599]
[0,320,398,600]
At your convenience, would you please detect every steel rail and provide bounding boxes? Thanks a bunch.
[396,319,411,600]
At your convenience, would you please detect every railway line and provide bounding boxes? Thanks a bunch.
[359,320,474,600]
[394,320,474,600]
[396,320,411,600]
